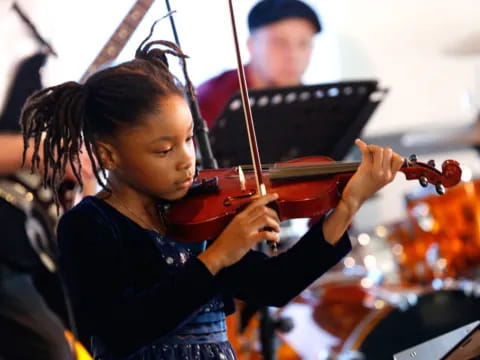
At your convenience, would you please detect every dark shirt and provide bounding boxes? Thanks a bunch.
[197,66,253,129]
[0,197,41,270]
[0,53,46,268]
[0,53,46,133]
[57,196,351,358]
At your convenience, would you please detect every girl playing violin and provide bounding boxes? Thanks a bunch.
[20,37,404,360]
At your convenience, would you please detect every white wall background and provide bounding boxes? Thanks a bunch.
[2,0,480,229]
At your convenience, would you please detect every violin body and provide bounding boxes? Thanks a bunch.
[165,156,340,242]
[164,155,462,243]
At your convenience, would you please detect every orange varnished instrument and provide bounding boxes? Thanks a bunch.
[387,179,480,283]
[165,155,462,243]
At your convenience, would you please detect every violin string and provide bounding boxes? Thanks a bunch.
[240,161,361,171]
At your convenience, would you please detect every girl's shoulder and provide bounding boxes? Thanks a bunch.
[61,196,111,225]
[57,196,128,251]
[59,196,146,243]
[59,196,124,238]
[57,197,127,260]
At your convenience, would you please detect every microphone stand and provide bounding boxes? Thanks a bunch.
[12,2,57,57]
[164,0,218,170]
[256,243,278,360]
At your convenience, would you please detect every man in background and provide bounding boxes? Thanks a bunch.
[197,0,321,128]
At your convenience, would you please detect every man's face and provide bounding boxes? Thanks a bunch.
[248,17,316,87]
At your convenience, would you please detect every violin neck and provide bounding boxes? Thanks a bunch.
[269,162,361,181]
[269,158,412,183]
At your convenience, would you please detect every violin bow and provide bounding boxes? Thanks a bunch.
[228,7,279,359]
[227,0,267,197]
[227,0,280,256]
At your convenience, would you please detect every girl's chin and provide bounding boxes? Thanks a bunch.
[162,189,189,202]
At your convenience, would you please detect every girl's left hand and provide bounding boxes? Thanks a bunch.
[341,139,404,213]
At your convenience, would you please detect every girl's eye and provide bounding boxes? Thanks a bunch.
[186,135,194,142]
[155,148,172,155]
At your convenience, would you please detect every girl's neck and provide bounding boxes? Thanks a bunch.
[98,180,165,234]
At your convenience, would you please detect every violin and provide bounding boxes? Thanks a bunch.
[165,155,461,243]
[164,0,462,244]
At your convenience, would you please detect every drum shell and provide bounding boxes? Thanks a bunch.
[278,283,480,360]
[402,180,480,281]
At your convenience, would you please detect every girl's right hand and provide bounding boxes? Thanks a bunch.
[198,193,281,275]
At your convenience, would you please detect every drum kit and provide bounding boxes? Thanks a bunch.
[228,178,480,359]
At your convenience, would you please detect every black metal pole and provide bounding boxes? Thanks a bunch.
[12,2,57,56]
[164,0,218,170]
[256,241,278,360]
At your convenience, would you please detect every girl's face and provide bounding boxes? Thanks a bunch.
[105,94,196,201]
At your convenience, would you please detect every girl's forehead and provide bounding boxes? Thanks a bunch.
[117,96,192,142]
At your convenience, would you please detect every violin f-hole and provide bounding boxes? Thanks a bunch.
[223,190,257,207]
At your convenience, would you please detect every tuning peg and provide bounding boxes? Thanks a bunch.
[409,154,418,163]
[427,159,436,167]
[435,183,445,195]
[419,175,429,187]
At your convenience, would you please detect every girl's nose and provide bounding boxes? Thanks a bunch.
[178,143,195,170]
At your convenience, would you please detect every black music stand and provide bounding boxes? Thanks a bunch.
[394,320,480,360]
[209,80,387,167]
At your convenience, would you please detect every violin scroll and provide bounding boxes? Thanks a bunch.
[441,159,463,187]
[401,154,461,193]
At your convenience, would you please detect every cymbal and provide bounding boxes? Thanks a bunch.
[362,119,480,157]
[401,120,480,147]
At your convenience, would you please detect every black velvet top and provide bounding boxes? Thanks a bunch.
[57,196,351,358]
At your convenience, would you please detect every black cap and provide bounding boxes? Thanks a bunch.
[248,0,321,34]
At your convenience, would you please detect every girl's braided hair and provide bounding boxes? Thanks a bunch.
[20,29,194,201]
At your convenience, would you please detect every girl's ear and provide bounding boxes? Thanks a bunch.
[96,140,118,171]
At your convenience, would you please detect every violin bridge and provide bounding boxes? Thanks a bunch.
[238,166,246,191]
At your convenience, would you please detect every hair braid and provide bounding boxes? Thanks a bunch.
[20,82,88,199]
